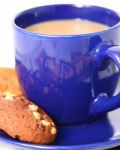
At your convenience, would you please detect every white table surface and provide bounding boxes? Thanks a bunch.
[0,0,120,149]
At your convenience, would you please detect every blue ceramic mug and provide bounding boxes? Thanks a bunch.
[13,5,120,125]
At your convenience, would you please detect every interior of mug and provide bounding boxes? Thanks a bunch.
[14,4,120,32]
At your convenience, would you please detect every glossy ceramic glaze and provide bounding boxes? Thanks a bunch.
[1,107,120,150]
[13,5,120,125]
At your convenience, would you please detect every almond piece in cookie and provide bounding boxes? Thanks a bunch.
[0,94,57,144]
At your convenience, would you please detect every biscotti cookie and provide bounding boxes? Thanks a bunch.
[0,68,22,95]
[0,94,57,144]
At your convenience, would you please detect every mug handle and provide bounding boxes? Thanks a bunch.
[91,44,120,115]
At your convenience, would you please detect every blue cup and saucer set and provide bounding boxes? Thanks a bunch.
[1,4,120,150]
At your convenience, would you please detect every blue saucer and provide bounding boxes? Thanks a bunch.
[1,108,120,150]
[0,109,120,150]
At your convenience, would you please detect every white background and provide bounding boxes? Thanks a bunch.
[0,0,119,149]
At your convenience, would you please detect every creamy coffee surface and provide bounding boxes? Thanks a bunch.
[26,19,108,35]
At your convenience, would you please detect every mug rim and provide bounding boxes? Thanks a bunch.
[13,4,120,38]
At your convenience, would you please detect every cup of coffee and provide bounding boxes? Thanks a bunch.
[13,4,120,125]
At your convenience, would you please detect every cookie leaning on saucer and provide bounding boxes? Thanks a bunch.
[0,94,57,144]
[0,68,57,144]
